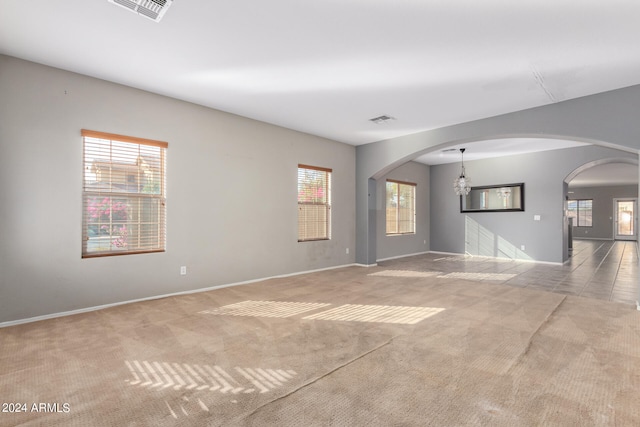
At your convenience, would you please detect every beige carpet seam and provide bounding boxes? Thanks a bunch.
[506,295,567,375]
[237,336,397,423]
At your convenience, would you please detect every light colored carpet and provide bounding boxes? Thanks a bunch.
[1,255,639,426]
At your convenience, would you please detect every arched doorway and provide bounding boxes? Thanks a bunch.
[366,139,638,266]
[565,158,639,246]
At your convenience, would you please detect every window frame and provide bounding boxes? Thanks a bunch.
[297,164,332,242]
[567,199,593,227]
[81,129,168,258]
[386,179,417,236]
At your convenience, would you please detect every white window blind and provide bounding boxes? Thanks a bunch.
[298,164,332,241]
[82,129,167,257]
[386,180,416,235]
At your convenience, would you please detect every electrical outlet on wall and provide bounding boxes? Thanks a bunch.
[180,266,187,275]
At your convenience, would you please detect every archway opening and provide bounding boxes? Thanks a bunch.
[564,158,639,244]
[368,136,638,266]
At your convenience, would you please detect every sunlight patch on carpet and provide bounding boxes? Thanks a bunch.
[165,396,212,420]
[199,300,330,318]
[303,304,445,324]
[125,360,297,394]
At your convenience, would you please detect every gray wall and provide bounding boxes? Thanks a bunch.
[356,84,640,265]
[430,146,638,263]
[376,161,430,261]
[568,185,638,239]
[0,55,356,324]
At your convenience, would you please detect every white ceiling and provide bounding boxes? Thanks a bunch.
[415,138,637,187]
[3,1,640,147]
[414,138,588,165]
[1,1,639,187]
[569,163,638,188]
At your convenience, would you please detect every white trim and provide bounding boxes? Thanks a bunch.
[429,250,562,265]
[379,250,564,265]
[428,250,463,256]
[377,251,429,262]
[574,237,613,241]
[521,259,564,266]
[354,263,378,267]
[0,263,362,328]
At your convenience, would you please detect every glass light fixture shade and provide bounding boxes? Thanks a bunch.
[453,148,471,196]
[453,173,471,196]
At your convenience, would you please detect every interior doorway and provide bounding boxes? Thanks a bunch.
[614,199,637,241]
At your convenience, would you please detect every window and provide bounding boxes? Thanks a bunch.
[567,199,592,227]
[298,164,331,241]
[386,180,416,235]
[82,129,167,257]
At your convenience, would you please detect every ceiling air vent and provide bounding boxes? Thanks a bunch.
[109,0,174,22]
[369,115,396,124]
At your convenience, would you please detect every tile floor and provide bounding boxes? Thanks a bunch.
[378,239,639,306]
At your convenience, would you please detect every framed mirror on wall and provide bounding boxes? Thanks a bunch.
[460,183,525,213]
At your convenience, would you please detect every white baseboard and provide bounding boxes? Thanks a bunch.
[428,250,464,257]
[429,250,562,265]
[0,262,362,328]
[516,258,563,266]
[376,249,563,265]
[377,251,430,262]
[574,237,613,241]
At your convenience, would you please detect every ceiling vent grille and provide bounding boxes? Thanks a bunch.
[369,115,396,124]
[108,0,173,22]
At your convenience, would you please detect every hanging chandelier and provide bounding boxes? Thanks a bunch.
[453,148,471,196]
